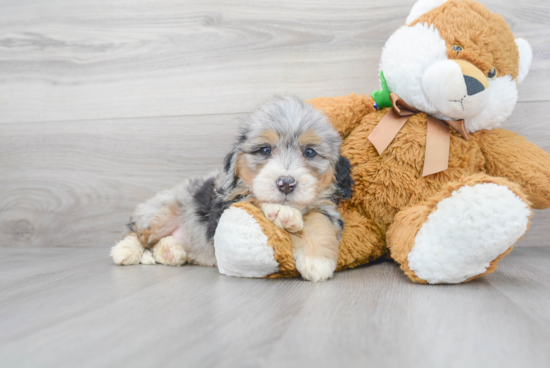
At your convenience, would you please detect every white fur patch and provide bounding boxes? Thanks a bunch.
[381,23,447,119]
[140,250,156,265]
[214,207,279,278]
[407,183,530,284]
[464,76,518,132]
[406,0,448,25]
[422,59,490,119]
[295,255,336,282]
[515,38,533,84]
[111,236,144,266]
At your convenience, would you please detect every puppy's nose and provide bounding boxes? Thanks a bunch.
[277,176,297,194]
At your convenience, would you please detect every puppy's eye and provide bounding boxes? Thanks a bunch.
[487,68,497,80]
[303,148,317,159]
[451,45,463,54]
[259,147,271,157]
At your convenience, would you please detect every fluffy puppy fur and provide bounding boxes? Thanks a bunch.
[110,96,353,281]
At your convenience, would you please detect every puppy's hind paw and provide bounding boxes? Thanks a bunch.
[111,235,144,265]
[295,255,336,282]
[153,236,187,266]
[140,250,156,265]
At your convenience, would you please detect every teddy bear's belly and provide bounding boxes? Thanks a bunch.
[342,114,485,230]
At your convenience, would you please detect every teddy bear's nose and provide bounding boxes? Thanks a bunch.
[464,75,486,96]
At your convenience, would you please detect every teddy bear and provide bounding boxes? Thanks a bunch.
[213,0,550,284]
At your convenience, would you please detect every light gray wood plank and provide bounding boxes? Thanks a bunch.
[0,113,244,248]
[0,0,547,124]
[0,247,549,368]
[486,247,550,324]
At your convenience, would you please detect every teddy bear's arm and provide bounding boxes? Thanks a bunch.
[307,93,376,138]
[475,129,550,209]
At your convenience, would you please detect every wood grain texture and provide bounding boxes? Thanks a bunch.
[0,0,549,249]
[0,113,245,247]
[0,0,547,124]
[0,247,549,368]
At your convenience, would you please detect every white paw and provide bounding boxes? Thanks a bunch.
[152,236,187,266]
[295,255,337,282]
[214,207,279,278]
[111,236,144,265]
[261,203,304,233]
[140,250,156,265]
[408,183,531,284]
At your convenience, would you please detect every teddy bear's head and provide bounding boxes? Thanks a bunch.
[379,0,532,132]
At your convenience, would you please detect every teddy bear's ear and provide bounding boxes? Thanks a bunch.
[515,38,533,84]
[406,0,448,25]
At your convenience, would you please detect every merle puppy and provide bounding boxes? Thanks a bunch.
[111,96,352,281]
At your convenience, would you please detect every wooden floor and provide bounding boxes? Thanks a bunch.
[1,247,549,368]
[1,1,550,367]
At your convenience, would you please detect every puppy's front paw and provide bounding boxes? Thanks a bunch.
[153,236,187,266]
[261,203,303,233]
[295,255,337,282]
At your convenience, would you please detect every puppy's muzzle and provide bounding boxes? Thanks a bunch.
[277,176,297,194]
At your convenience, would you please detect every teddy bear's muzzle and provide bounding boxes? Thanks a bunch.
[422,59,490,120]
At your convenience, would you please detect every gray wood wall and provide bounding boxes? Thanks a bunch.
[1,0,548,248]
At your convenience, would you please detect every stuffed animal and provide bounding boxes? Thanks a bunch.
[213,0,550,283]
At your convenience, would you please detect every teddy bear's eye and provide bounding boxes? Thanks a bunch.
[487,68,497,80]
[451,45,463,54]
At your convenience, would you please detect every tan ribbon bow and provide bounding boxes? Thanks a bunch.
[367,93,469,177]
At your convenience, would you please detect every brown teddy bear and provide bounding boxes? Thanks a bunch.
[214,0,550,284]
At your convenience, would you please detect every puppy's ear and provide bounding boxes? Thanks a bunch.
[223,149,237,174]
[335,155,353,200]
[223,147,240,188]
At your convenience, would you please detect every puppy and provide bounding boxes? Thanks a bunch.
[110,96,352,281]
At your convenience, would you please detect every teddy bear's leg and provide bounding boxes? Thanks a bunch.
[386,174,532,284]
[214,202,388,278]
[214,202,298,278]
[335,209,387,271]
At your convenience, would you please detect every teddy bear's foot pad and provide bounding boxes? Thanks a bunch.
[214,206,280,278]
[408,183,530,284]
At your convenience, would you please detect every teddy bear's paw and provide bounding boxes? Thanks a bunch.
[152,236,187,266]
[295,254,337,282]
[408,183,530,284]
[111,235,144,265]
[261,203,304,233]
[214,206,280,278]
